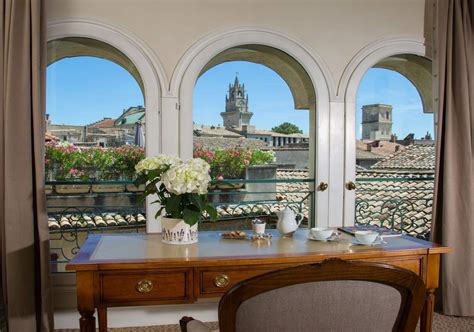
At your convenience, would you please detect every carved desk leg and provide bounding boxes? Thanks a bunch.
[77,271,96,332]
[421,289,435,332]
[420,254,441,332]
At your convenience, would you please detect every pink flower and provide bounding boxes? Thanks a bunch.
[244,160,250,166]
[217,175,224,180]
[69,168,78,175]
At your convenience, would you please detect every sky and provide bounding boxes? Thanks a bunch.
[46,57,144,125]
[47,57,434,139]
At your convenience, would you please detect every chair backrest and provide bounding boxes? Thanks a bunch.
[218,259,426,332]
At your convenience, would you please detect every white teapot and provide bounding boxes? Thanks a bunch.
[276,207,304,237]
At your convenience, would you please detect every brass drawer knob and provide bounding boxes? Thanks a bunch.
[136,279,153,293]
[213,274,230,288]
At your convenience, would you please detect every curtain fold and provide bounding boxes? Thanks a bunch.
[1,0,54,330]
[433,0,474,317]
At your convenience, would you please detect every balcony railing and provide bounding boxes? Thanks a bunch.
[355,176,434,240]
[47,174,434,272]
[46,177,314,272]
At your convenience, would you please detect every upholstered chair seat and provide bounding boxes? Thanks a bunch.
[180,259,426,332]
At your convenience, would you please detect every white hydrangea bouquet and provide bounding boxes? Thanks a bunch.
[135,155,217,244]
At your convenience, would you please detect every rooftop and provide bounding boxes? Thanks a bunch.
[372,144,435,171]
[88,117,115,128]
[193,125,242,137]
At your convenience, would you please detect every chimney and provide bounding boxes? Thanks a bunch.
[367,144,372,152]
[395,145,400,152]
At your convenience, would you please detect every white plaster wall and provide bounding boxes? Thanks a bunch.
[46,0,426,91]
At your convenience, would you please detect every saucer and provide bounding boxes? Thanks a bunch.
[307,233,339,242]
[351,238,384,246]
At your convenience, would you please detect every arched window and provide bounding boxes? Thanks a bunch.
[192,45,316,230]
[46,37,146,272]
[353,54,434,239]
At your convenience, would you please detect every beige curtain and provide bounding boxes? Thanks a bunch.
[433,0,474,317]
[0,0,54,330]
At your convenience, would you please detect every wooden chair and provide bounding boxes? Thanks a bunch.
[181,259,426,332]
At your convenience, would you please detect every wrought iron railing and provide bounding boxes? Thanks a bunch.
[47,177,314,272]
[46,179,145,272]
[355,176,434,240]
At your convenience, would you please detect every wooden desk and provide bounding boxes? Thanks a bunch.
[66,229,450,332]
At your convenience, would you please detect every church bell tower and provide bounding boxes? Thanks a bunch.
[221,75,253,128]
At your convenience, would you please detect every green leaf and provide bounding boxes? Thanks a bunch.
[183,208,201,226]
[155,206,165,219]
[134,174,146,186]
[189,194,204,210]
[205,205,218,221]
[166,195,181,214]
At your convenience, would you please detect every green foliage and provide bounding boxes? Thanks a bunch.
[193,146,274,179]
[44,142,145,181]
[271,122,303,135]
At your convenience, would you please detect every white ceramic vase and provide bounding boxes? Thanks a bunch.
[161,217,198,245]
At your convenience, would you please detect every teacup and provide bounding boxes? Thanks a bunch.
[310,227,334,240]
[354,231,379,244]
[252,221,266,235]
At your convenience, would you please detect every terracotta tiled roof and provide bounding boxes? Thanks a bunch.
[45,132,59,142]
[356,149,385,160]
[356,140,405,161]
[48,213,146,230]
[274,169,433,237]
[355,170,433,237]
[88,118,115,128]
[371,144,435,171]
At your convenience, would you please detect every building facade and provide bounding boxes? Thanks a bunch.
[221,76,252,129]
[362,104,393,140]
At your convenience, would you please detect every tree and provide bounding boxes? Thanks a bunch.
[271,122,303,135]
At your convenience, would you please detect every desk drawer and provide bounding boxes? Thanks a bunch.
[101,270,191,303]
[354,256,424,276]
[197,265,291,296]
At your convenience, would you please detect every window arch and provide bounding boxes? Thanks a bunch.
[343,45,434,238]
[47,20,166,233]
[173,28,333,227]
[341,38,432,228]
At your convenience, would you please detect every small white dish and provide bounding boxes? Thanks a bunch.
[307,232,339,242]
[351,238,384,246]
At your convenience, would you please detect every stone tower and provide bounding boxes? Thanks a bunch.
[361,104,393,140]
[221,75,253,128]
